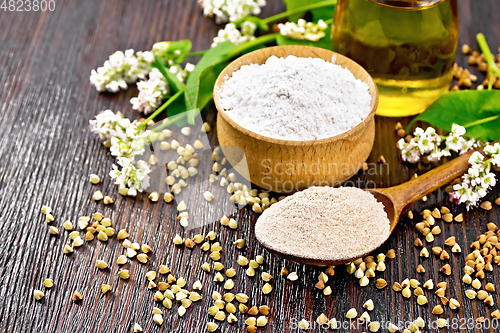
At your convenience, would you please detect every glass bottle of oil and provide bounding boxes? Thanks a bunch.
[331,0,459,117]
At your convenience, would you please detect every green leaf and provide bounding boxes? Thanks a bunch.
[196,62,228,112]
[166,93,187,118]
[184,41,237,124]
[311,3,336,21]
[407,90,500,141]
[152,55,185,93]
[284,0,335,22]
[167,40,192,52]
[276,25,332,50]
[283,0,308,21]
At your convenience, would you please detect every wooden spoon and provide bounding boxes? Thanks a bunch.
[257,148,482,267]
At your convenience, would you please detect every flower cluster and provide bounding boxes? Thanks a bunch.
[397,124,481,164]
[89,109,131,143]
[397,124,498,209]
[450,143,500,209]
[90,42,190,93]
[90,49,154,93]
[278,19,328,42]
[199,0,266,24]
[130,63,195,115]
[89,110,155,195]
[108,122,154,160]
[130,68,169,115]
[211,21,256,48]
[109,157,151,197]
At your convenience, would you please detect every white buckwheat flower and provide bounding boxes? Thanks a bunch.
[199,0,266,24]
[445,133,468,152]
[212,21,256,48]
[451,123,466,136]
[469,151,485,165]
[445,124,480,154]
[90,110,159,195]
[397,123,486,164]
[449,142,499,209]
[492,153,500,167]
[170,63,196,82]
[397,139,421,164]
[131,68,169,115]
[110,136,147,159]
[427,147,450,162]
[278,19,328,42]
[91,109,157,159]
[130,62,195,114]
[90,49,154,93]
[109,157,151,196]
[484,142,500,157]
[418,127,441,154]
[109,123,156,160]
[89,110,130,142]
[152,42,170,55]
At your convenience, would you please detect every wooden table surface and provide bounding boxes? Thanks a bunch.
[1,1,499,332]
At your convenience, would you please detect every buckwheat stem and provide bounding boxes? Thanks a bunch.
[476,33,500,90]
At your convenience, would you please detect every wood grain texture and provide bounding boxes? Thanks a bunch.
[0,1,498,333]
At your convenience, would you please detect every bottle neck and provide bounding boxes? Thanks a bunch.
[367,0,445,10]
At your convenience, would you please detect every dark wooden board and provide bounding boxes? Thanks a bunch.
[0,0,499,332]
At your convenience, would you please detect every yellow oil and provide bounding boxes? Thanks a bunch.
[332,0,459,117]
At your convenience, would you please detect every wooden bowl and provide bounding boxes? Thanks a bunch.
[213,45,378,194]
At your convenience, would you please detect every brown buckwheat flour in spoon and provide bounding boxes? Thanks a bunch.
[255,186,391,261]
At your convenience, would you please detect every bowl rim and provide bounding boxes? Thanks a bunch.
[213,45,379,147]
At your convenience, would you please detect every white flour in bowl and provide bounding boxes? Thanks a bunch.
[219,55,372,141]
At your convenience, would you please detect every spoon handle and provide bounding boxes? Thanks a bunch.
[387,143,493,214]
